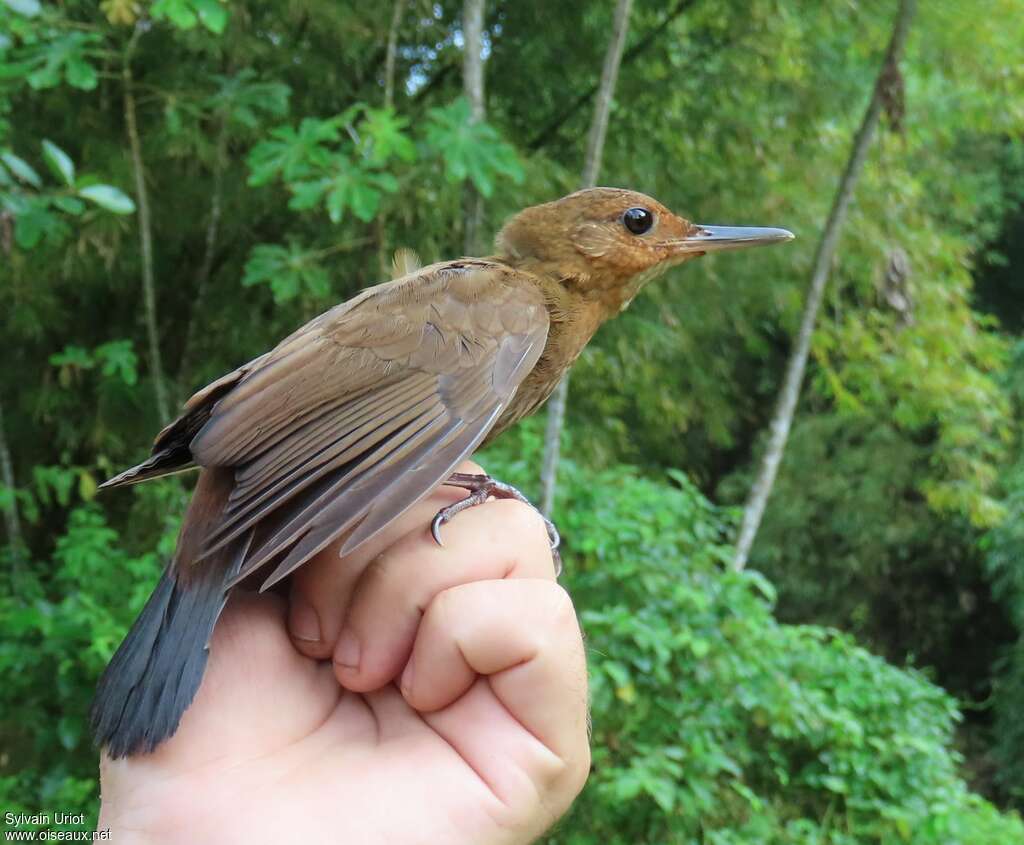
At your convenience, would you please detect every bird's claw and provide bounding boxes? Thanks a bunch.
[430,512,446,547]
[432,472,563,575]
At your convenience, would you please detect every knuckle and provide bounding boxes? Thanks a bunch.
[544,582,578,627]
[535,582,585,670]
[493,499,551,551]
[530,743,591,817]
[427,581,465,634]
[532,751,572,792]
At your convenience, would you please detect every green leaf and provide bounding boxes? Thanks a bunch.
[163,101,184,136]
[151,0,197,29]
[207,71,290,129]
[288,178,330,211]
[372,171,399,194]
[78,184,135,214]
[49,345,94,369]
[95,340,138,385]
[152,0,229,32]
[646,778,677,814]
[361,107,416,166]
[13,198,66,249]
[0,60,36,80]
[53,196,85,215]
[41,139,75,186]
[243,242,330,304]
[424,98,524,197]
[194,0,228,33]
[247,117,342,186]
[22,31,101,91]
[78,472,97,502]
[328,172,377,223]
[64,56,97,90]
[1,150,41,187]
[14,208,46,248]
[821,775,849,794]
[314,160,398,224]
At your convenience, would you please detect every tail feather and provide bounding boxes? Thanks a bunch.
[98,452,196,490]
[91,549,241,758]
[92,467,243,758]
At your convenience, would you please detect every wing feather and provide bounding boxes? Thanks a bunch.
[112,261,550,591]
[228,373,435,508]
[203,387,446,558]
[247,411,459,589]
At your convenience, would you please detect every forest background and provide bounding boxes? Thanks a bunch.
[1,1,1024,842]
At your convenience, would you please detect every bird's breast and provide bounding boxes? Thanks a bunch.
[483,297,606,444]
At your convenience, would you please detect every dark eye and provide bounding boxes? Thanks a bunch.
[622,206,654,235]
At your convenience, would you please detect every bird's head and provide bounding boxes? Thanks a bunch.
[496,187,793,311]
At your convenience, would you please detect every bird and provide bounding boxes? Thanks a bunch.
[91,187,793,758]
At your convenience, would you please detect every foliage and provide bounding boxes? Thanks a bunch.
[0,481,184,832]
[0,139,134,249]
[982,342,1024,804]
[424,97,524,197]
[2,425,1020,843]
[482,424,1024,844]
[242,98,521,302]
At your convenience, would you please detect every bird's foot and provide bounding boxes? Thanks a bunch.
[432,472,562,575]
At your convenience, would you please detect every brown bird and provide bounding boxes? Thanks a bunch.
[91,187,793,757]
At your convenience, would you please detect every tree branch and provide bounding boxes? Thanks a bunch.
[462,0,486,255]
[528,0,696,152]
[177,119,228,395]
[732,0,917,570]
[384,0,408,110]
[123,27,170,422]
[540,0,634,516]
[0,396,23,567]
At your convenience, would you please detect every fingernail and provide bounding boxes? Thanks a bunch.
[335,628,361,670]
[400,659,414,695]
[289,597,321,643]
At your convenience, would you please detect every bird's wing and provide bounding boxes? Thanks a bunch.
[175,261,548,591]
[98,355,272,490]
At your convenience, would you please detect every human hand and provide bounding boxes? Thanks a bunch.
[98,461,590,844]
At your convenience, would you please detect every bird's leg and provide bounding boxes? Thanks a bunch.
[432,472,562,574]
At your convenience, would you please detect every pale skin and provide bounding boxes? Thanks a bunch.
[98,462,591,844]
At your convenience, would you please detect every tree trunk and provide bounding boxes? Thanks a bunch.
[732,0,917,571]
[123,30,170,423]
[540,0,633,516]
[384,0,407,111]
[461,0,486,255]
[177,121,228,396]
[528,0,694,152]
[0,396,23,566]
[377,0,409,277]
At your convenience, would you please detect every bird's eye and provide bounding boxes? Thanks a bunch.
[622,207,654,235]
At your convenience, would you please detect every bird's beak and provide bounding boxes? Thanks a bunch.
[676,225,795,254]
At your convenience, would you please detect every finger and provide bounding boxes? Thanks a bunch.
[333,498,556,692]
[401,579,590,811]
[286,460,483,658]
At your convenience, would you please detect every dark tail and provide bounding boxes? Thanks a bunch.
[90,556,237,758]
[91,467,241,758]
